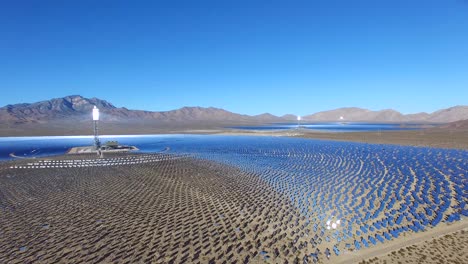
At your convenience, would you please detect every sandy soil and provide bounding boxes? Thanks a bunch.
[216,128,468,150]
[336,220,468,264]
[0,154,307,263]
[295,129,468,150]
[359,228,468,264]
[0,153,466,263]
[1,121,467,150]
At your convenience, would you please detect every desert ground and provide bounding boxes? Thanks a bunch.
[359,228,467,264]
[116,122,468,150]
[0,151,466,263]
[1,121,466,150]
[0,153,307,263]
[217,128,468,150]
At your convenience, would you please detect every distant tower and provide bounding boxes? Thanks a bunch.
[92,106,101,150]
[297,115,301,128]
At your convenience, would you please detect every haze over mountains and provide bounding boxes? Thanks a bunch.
[1,95,467,125]
[303,106,468,123]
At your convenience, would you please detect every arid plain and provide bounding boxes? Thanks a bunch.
[1,128,467,263]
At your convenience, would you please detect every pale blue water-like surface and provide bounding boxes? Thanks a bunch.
[1,134,467,254]
[229,122,428,132]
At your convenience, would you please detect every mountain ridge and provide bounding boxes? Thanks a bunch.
[1,95,467,124]
[303,106,468,123]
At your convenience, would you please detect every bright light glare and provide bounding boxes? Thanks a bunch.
[92,106,100,121]
[297,116,301,121]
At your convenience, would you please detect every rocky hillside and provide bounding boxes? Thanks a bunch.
[303,106,468,122]
[438,119,468,130]
[0,95,272,124]
[1,95,467,125]
[0,95,116,123]
[428,106,468,123]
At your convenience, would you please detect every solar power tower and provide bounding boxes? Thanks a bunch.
[92,106,101,150]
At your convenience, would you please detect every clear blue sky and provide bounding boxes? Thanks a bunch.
[1,0,467,116]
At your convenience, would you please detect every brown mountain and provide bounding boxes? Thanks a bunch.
[426,106,468,123]
[404,112,431,121]
[281,114,298,121]
[1,95,467,127]
[0,95,276,125]
[0,95,116,123]
[303,107,407,122]
[303,106,468,122]
[253,113,285,122]
[438,119,468,130]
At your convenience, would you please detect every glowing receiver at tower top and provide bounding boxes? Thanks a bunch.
[93,106,100,121]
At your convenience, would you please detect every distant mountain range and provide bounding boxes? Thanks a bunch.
[303,106,468,123]
[439,119,468,130]
[0,95,283,124]
[1,95,467,125]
